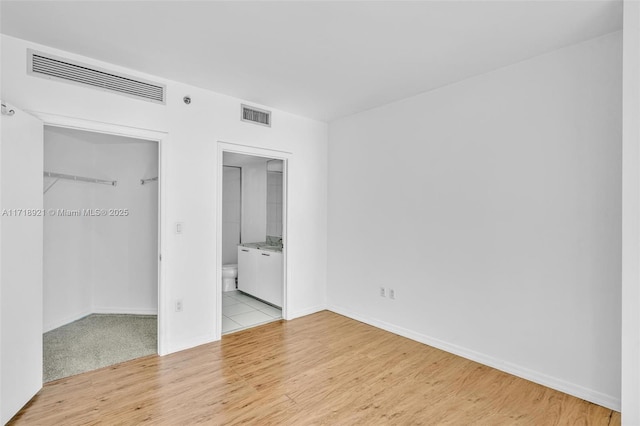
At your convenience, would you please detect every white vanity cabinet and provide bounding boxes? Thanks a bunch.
[237,246,283,308]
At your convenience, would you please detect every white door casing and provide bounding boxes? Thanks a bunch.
[27,111,168,356]
[216,141,290,339]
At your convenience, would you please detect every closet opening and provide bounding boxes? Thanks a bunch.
[219,150,287,335]
[42,126,160,382]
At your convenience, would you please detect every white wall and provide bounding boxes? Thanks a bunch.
[43,127,94,330]
[1,34,328,354]
[223,153,272,245]
[43,127,158,331]
[240,160,268,244]
[622,0,640,423]
[90,135,158,315]
[267,168,283,237]
[221,166,241,265]
[328,32,622,409]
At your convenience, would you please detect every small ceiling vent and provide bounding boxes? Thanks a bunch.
[27,49,166,104]
[241,104,271,127]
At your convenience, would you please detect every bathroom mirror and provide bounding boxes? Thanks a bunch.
[266,160,283,237]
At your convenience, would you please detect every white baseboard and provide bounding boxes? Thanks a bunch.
[92,307,158,316]
[163,333,217,356]
[286,304,327,320]
[162,305,326,356]
[44,308,157,332]
[327,304,620,412]
[44,309,92,333]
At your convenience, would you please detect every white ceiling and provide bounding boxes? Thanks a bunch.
[0,1,622,122]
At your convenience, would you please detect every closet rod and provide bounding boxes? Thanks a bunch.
[140,177,158,185]
[43,171,117,187]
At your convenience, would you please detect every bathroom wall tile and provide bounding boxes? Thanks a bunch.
[267,171,283,238]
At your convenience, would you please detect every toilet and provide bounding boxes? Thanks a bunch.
[222,264,238,292]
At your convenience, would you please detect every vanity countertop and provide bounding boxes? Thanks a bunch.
[240,242,283,253]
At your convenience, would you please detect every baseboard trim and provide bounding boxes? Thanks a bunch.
[44,309,92,333]
[287,304,327,320]
[164,333,217,356]
[92,307,158,316]
[44,308,157,333]
[327,304,620,412]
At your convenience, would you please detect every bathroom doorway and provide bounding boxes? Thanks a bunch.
[218,147,288,336]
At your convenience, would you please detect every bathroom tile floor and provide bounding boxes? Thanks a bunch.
[222,290,282,334]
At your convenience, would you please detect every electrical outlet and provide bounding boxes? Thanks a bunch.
[389,289,395,300]
[175,299,183,312]
[380,287,386,297]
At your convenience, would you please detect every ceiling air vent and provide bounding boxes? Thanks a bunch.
[27,49,166,104]
[241,104,271,127]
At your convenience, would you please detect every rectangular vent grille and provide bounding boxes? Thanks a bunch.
[241,104,271,127]
[28,49,166,104]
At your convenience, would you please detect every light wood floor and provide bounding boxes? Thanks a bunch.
[9,311,620,425]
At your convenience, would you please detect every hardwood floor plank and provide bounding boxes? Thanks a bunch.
[610,411,621,425]
[7,311,620,425]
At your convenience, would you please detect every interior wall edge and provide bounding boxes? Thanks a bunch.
[621,0,640,423]
[327,304,621,412]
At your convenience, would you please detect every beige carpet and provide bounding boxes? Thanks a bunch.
[43,314,157,383]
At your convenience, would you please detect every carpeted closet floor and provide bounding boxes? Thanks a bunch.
[43,314,157,383]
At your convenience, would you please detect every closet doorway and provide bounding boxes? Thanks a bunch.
[42,126,160,382]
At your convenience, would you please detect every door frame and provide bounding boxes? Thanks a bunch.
[30,111,169,355]
[216,141,291,339]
